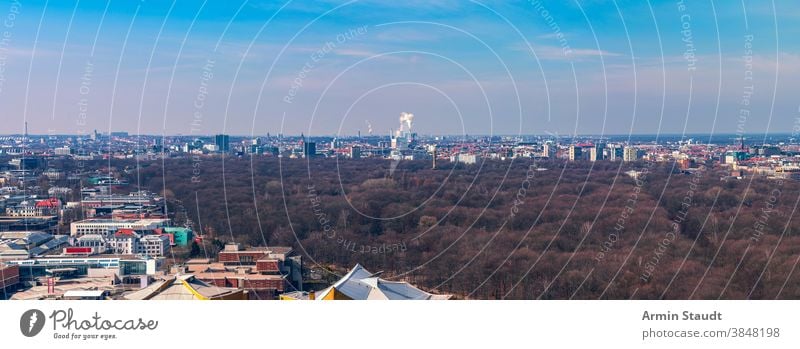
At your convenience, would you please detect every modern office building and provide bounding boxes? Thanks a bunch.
[80,191,160,208]
[5,254,159,281]
[70,218,169,237]
[350,146,362,159]
[303,141,317,158]
[214,134,230,152]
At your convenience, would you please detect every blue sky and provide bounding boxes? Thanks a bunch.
[1,0,798,136]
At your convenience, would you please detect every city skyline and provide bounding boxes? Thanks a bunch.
[0,1,798,136]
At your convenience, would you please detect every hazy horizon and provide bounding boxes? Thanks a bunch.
[1,1,798,136]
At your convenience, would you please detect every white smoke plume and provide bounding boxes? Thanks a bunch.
[395,112,414,137]
[399,112,414,133]
[365,120,373,135]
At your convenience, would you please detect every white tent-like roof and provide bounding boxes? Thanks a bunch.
[315,264,451,300]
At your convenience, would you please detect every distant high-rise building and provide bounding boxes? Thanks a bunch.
[623,147,640,162]
[431,145,437,169]
[303,142,317,158]
[608,145,624,161]
[215,134,230,152]
[590,143,605,162]
[569,145,582,161]
[350,146,361,159]
[391,135,408,150]
[543,143,555,158]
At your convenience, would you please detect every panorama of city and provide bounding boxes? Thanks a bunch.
[1,128,799,300]
[0,0,799,309]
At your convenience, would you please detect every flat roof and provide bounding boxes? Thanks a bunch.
[63,290,107,297]
[195,271,285,280]
[72,218,169,224]
[186,258,211,264]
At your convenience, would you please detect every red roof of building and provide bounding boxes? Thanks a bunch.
[35,198,60,208]
[116,228,136,236]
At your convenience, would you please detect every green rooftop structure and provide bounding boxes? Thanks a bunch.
[162,227,193,246]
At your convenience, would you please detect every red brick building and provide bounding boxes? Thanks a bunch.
[185,244,302,299]
[218,249,268,264]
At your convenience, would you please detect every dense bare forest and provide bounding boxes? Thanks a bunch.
[124,156,800,299]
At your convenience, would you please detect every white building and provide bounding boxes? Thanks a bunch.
[107,230,140,255]
[70,218,169,237]
[450,153,479,165]
[137,234,170,258]
[74,234,108,254]
[5,202,39,217]
[54,146,72,156]
[48,187,73,196]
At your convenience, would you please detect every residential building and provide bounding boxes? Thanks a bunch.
[623,147,640,162]
[542,143,555,158]
[569,145,582,161]
[590,143,606,161]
